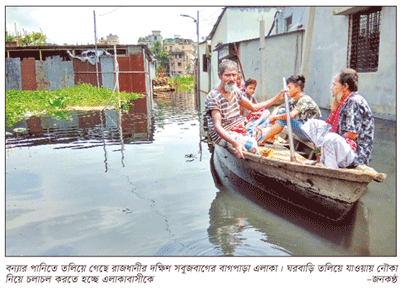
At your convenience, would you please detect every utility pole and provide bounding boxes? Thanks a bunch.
[93,10,100,88]
[180,11,200,109]
[196,10,200,109]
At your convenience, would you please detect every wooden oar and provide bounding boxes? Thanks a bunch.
[283,77,295,162]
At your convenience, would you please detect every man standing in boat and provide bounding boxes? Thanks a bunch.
[302,68,374,168]
[205,59,284,159]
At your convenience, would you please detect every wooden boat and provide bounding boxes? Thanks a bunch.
[212,136,386,221]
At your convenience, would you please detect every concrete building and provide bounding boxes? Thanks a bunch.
[98,34,119,45]
[165,35,196,76]
[138,30,163,48]
[200,6,396,120]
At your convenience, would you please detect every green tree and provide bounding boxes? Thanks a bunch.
[6,35,16,42]
[18,32,47,46]
[150,41,169,69]
[186,63,192,74]
[150,41,163,55]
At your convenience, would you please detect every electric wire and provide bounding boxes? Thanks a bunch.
[98,7,121,17]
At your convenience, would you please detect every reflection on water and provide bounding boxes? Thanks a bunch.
[153,91,199,128]
[207,191,291,256]
[6,90,218,256]
[6,98,154,150]
[209,153,372,256]
[6,97,154,174]
[5,90,396,256]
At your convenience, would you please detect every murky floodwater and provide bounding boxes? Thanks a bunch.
[5,90,396,256]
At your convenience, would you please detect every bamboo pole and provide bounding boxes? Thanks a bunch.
[283,77,295,162]
[114,45,125,167]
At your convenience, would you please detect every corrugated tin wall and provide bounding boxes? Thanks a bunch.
[37,56,75,91]
[5,50,149,95]
[21,58,37,91]
[73,57,102,88]
[118,53,146,94]
[6,58,22,90]
[100,56,115,90]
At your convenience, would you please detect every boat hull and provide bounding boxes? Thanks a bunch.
[213,145,373,221]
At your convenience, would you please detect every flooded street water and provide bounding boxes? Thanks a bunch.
[5,90,396,257]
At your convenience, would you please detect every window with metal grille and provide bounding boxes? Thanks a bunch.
[348,7,381,72]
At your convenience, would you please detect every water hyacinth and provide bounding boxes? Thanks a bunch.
[169,75,194,91]
[6,84,142,127]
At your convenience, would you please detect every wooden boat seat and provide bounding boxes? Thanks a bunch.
[280,127,315,159]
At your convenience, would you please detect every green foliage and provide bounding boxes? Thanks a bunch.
[150,41,163,54]
[150,41,169,68]
[6,84,142,127]
[6,35,16,42]
[158,50,169,68]
[186,63,192,74]
[6,32,47,46]
[17,32,47,46]
[169,75,194,91]
[177,75,194,85]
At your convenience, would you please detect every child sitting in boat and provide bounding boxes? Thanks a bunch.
[240,78,258,116]
[260,75,321,145]
[236,72,245,91]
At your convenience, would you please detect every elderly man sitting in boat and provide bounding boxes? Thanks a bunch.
[205,59,285,159]
[301,68,374,169]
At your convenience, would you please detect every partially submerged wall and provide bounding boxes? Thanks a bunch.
[5,45,153,96]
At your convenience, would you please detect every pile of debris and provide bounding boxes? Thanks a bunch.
[153,77,175,92]
[152,77,169,86]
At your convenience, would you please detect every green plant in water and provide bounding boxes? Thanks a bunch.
[169,75,194,91]
[48,110,72,121]
[6,84,143,127]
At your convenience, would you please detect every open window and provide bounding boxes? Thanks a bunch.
[285,15,292,32]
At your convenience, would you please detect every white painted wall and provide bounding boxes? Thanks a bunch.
[209,12,227,91]
[203,6,396,119]
[199,42,209,96]
[306,6,396,117]
[239,30,304,102]
[274,7,308,34]
[208,7,278,91]
[357,7,396,116]
[225,7,277,43]
[303,7,349,110]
